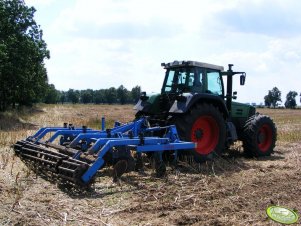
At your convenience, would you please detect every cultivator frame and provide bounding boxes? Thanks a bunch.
[14,117,195,186]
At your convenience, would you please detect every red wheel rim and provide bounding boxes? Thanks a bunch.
[257,124,273,152]
[191,116,219,155]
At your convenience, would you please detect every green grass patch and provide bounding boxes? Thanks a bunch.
[86,117,116,130]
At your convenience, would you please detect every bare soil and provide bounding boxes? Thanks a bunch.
[0,105,300,226]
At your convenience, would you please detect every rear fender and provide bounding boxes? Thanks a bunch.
[169,93,229,117]
[133,93,161,114]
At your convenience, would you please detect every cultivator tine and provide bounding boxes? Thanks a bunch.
[21,148,61,172]
[14,141,66,171]
[44,142,77,157]
[57,159,89,185]
[113,159,128,182]
[14,140,90,186]
[188,156,192,164]
[14,140,28,155]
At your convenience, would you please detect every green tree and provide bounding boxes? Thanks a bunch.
[117,85,128,105]
[67,89,79,104]
[0,0,50,110]
[44,84,59,104]
[0,43,8,110]
[284,91,298,109]
[59,91,66,104]
[264,95,271,107]
[131,85,141,103]
[94,89,105,104]
[264,87,282,108]
[81,89,94,104]
[104,87,117,104]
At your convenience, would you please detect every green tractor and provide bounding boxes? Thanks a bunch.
[134,61,277,162]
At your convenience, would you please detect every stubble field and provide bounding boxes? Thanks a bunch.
[0,104,300,225]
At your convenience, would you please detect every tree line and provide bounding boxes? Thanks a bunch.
[45,85,141,105]
[264,87,301,109]
[1,1,300,111]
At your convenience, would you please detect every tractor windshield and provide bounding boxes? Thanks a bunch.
[162,67,203,93]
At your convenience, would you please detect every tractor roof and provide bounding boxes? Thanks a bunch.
[161,60,224,71]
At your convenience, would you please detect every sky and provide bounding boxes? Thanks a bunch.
[24,0,301,104]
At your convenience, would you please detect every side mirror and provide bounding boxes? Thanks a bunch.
[240,74,246,85]
[140,92,149,101]
[233,91,237,100]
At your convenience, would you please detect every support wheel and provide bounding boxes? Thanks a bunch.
[242,114,277,157]
[155,161,166,178]
[112,156,135,182]
[174,103,226,162]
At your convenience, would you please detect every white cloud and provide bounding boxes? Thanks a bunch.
[25,0,301,105]
[213,0,301,37]
[25,0,56,7]
[212,36,301,103]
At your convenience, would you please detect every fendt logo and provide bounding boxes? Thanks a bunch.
[266,206,299,224]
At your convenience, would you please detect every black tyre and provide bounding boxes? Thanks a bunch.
[155,161,166,177]
[174,103,226,162]
[242,114,277,157]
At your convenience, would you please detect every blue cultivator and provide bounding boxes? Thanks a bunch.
[14,117,195,186]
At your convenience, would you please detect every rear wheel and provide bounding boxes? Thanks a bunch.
[174,103,226,162]
[242,114,277,157]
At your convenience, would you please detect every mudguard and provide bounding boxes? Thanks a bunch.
[133,93,161,115]
[169,93,229,117]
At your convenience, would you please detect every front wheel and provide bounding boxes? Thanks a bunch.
[242,114,277,157]
[174,103,226,162]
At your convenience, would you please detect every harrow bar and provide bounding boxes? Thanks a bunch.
[15,140,90,184]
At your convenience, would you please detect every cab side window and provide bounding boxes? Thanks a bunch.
[190,68,203,92]
[206,70,223,95]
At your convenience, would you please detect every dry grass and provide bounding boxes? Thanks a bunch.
[0,105,300,225]
[258,108,301,143]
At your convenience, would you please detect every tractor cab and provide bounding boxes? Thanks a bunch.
[135,61,229,124]
[161,61,224,97]
[160,61,248,115]
[135,60,248,125]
